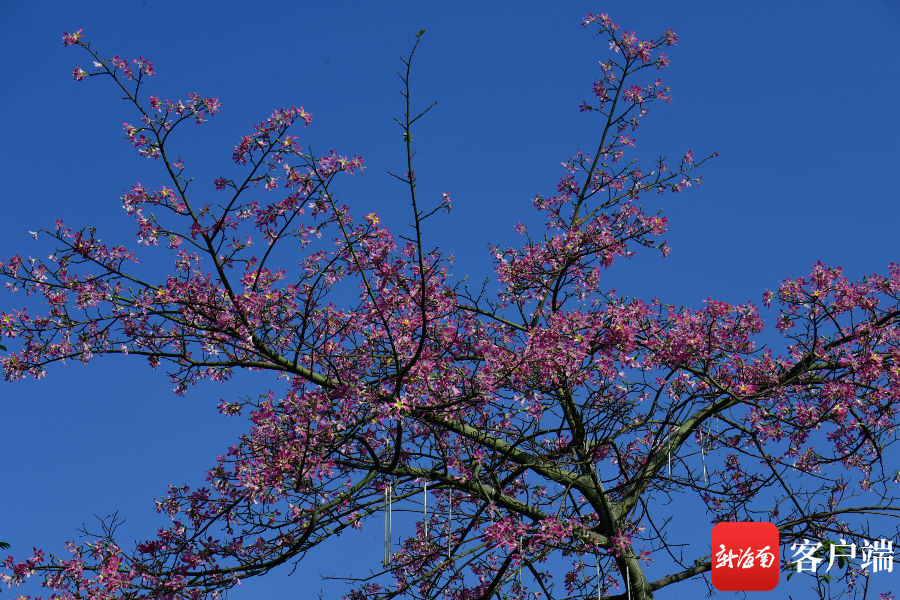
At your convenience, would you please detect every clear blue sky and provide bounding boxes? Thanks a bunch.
[1,1,898,598]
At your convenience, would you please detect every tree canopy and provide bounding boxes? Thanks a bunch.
[2,12,899,600]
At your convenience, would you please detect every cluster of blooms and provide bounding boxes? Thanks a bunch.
[64,30,225,162]
[0,15,897,600]
[231,106,312,166]
[65,29,158,85]
[109,54,156,80]
[123,92,221,160]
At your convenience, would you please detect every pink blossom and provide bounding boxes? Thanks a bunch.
[61,29,83,46]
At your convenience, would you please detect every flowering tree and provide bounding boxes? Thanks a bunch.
[2,13,899,600]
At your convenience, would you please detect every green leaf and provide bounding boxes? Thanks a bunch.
[0,541,10,550]
[0,344,5,351]
[402,132,413,142]
[415,29,425,37]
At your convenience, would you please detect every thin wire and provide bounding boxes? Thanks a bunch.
[667,429,672,479]
[383,484,386,565]
[715,415,720,456]
[384,483,392,566]
[597,455,601,600]
[388,483,394,561]
[701,424,708,487]
[389,483,392,561]
[518,536,522,585]
[707,415,716,484]
[448,489,452,560]
[381,484,388,566]
[626,566,631,600]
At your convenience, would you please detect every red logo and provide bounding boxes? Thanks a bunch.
[711,522,779,591]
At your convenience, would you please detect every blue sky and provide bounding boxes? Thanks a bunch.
[1,0,898,598]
